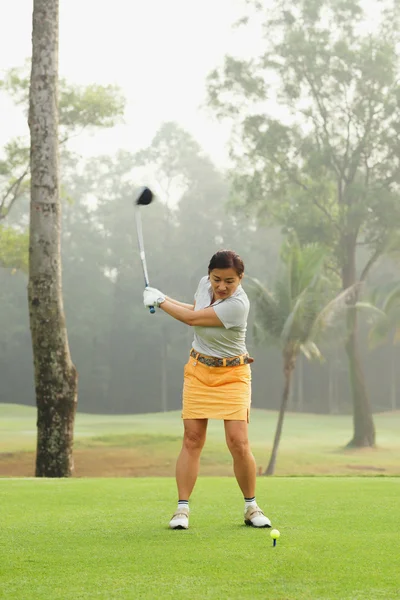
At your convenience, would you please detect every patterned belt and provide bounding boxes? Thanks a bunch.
[190,348,254,367]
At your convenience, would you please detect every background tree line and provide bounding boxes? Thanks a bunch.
[1,117,399,417]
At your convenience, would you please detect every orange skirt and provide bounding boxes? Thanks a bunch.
[182,356,251,422]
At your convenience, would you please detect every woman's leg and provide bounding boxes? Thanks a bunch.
[224,419,271,527]
[176,418,208,500]
[224,420,256,497]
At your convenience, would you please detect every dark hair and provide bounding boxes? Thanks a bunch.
[208,249,245,277]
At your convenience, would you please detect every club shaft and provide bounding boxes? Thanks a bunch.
[134,208,151,287]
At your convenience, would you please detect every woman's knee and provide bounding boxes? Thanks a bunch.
[183,427,206,453]
[226,434,250,458]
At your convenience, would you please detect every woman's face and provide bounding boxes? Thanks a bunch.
[209,268,243,300]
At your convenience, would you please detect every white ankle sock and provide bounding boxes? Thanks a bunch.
[177,500,189,511]
[244,497,257,509]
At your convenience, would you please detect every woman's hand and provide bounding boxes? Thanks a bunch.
[143,287,166,308]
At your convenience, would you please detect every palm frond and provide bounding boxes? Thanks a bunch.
[364,287,400,347]
[250,237,357,361]
[279,294,301,344]
[282,280,329,345]
[309,283,362,343]
[296,245,326,294]
[368,315,392,348]
[281,234,326,300]
[274,277,293,318]
[300,340,324,361]
[247,276,285,340]
[355,302,387,323]
[382,283,400,315]
[280,286,315,343]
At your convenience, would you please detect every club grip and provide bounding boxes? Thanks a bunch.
[149,306,156,314]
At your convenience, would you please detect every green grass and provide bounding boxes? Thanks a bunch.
[1,477,399,599]
[1,404,400,476]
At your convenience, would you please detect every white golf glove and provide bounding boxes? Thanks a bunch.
[143,287,166,308]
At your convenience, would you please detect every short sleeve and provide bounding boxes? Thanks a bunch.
[213,295,249,329]
[194,276,208,302]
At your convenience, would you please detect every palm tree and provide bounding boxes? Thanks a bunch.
[250,236,357,475]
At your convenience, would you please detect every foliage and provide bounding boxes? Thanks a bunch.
[1,123,398,416]
[250,236,352,358]
[367,282,400,346]
[0,62,125,222]
[207,0,400,446]
[134,121,207,199]
[207,0,400,278]
[250,235,359,473]
[0,62,125,134]
[0,225,28,271]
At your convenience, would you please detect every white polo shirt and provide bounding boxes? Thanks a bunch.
[191,276,250,358]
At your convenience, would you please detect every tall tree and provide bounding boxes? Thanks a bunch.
[207,0,400,446]
[29,0,77,477]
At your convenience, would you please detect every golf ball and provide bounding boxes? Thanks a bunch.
[270,529,280,540]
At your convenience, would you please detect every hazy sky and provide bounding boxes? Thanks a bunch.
[0,0,263,168]
[0,0,382,171]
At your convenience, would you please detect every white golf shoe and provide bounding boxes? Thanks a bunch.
[169,506,189,530]
[244,504,271,528]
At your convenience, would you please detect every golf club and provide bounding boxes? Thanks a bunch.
[134,186,155,314]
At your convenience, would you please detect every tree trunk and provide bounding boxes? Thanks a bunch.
[345,318,375,446]
[342,237,375,447]
[29,0,77,477]
[264,353,295,476]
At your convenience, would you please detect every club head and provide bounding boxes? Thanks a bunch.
[135,187,154,206]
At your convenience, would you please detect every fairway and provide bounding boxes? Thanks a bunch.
[1,477,399,600]
[1,404,400,477]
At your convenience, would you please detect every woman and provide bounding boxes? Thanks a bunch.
[143,249,271,530]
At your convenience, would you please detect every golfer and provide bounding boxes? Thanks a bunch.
[143,249,271,530]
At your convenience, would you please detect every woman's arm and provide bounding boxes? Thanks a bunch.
[159,299,223,327]
[165,296,195,311]
[144,288,219,325]
[144,287,195,311]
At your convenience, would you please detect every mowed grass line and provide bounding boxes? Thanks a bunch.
[1,478,399,600]
[1,405,400,476]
